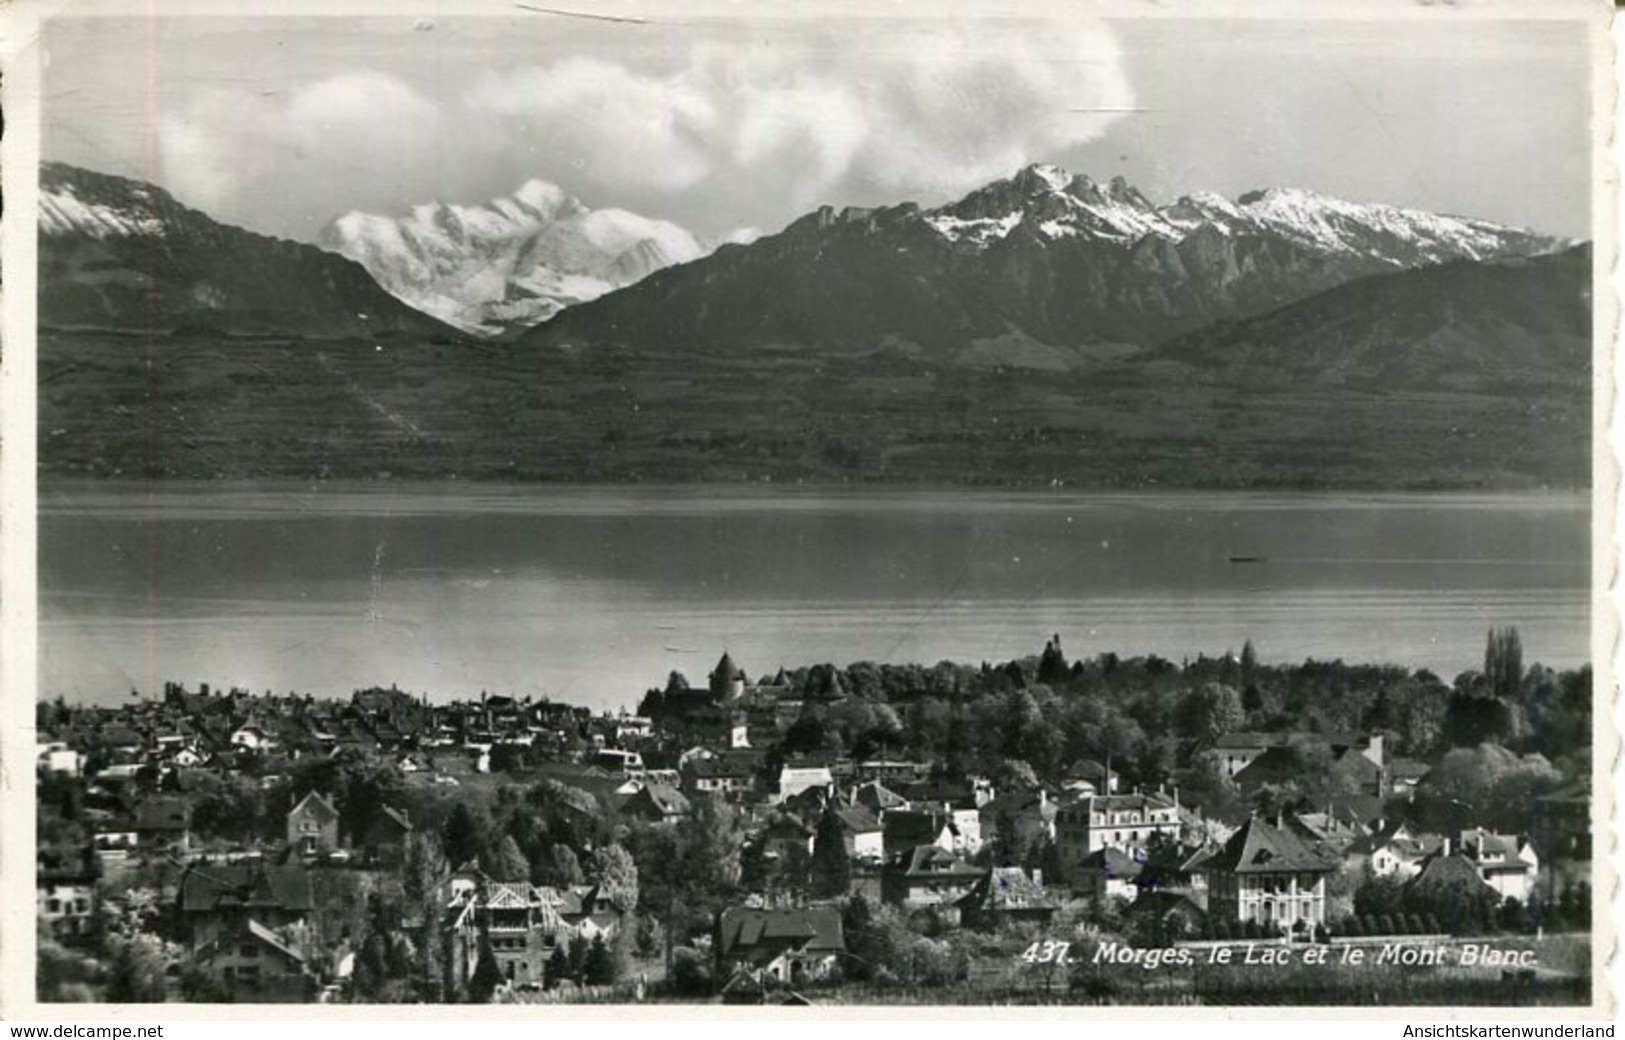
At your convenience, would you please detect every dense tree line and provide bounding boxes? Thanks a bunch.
[698,634,1588,797]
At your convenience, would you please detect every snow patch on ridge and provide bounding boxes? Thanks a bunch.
[41,187,163,238]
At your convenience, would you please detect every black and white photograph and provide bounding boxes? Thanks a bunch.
[8,0,1612,1015]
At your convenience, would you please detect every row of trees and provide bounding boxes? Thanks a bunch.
[683,633,1588,797]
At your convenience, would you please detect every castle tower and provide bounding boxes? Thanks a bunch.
[709,651,747,700]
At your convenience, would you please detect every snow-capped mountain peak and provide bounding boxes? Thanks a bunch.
[931,163,1176,245]
[40,174,165,239]
[510,178,570,217]
[916,163,1566,265]
[319,180,708,337]
[1227,185,1559,263]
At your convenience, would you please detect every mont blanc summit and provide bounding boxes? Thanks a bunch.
[319,180,708,337]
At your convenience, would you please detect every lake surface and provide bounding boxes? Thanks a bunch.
[38,482,1592,709]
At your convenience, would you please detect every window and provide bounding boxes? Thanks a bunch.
[46,899,61,914]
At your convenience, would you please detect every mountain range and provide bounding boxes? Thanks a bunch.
[36,161,1591,488]
[523,163,1568,361]
[318,181,711,337]
[39,162,458,340]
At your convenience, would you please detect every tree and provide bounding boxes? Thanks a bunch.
[104,935,167,1003]
[403,831,449,907]
[467,936,505,1003]
[546,942,570,989]
[442,802,492,868]
[1353,872,1406,919]
[783,713,829,754]
[1412,743,1561,835]
[583,934,617,985]
[482,834,529,882]
[589,843,639,912]
[1181,748,1245,823]
[1038,635,1070,685]
[993,758,1039,794]
[1178,683,1246,745]
[810,809,853,900]
[1484,627,1524,702]
[535,843,584,887]
[633,914,662,960]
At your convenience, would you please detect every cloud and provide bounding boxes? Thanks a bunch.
[462,17,1133,209]
[152,18,1132,235]
[157,71,446,232]
[463,58,718,191]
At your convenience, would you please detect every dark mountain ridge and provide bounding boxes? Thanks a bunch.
[521,163,1568,360]
[39,162,460,339]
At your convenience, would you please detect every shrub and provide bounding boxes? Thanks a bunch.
[670,947,713,996]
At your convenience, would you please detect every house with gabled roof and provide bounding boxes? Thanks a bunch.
[882,810,956,861]
[1215,731,1385,785]
[774,762,834,805]
[195,918,315,1003]
[1402,843,1504,933]
[1388,758,1431,799]
[619,782,692,824]
[558,883,622,940]
[831,805,884,862]
[852,780,908,820]
[1071,846,1144,902]
[957,866,1058,930]
[134,796,192,853]
[715,907,845,987]
[1285,805,1370,857]
[1195,815,1338,933]
[1344,821,1441,880]
[1457,828,1538,902]
[286,791,340,856]
[683,754,757,799]
[178,863,313,948]
[1127,888,1209,942]
[880,845,983,908]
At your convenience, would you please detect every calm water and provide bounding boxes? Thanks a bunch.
[38,482,1592,709]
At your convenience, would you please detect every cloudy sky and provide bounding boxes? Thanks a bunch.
[41,11,1594,244]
